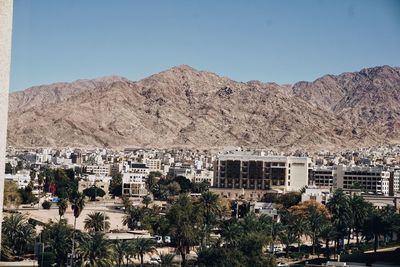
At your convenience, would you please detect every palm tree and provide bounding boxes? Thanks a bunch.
[362,209,385,252]
[320,221,336,259]
[84,212,110,232]
[113,239,128,267]
[259,214,283,254]
[123,206,145,230]
[2,214,35,256]
[219,219,243,247]
[41,219,74,266]
[121,196,133,210]
[166,194,203,267]
[159,254,176,267]
[199,191,221,246]
[37,172,45,209]
[326,189,351,253]
[279,211,304,257]
[290,201,330,254]
[349,195,371,245]
[58,198,68,220]
[131,238,156,267]
[71,192,86,267]
[142,195,152,208]
[76,232,114,267]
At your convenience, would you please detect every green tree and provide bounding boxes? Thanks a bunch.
[123,207,145,230]
[349,195,371,244]
[110,173,123,196]
[290,200,330,254]
[280,211,304,257]
[197,245,246,267]
[147,171,162,193]
[259,214,284,255]
[84,212,110,232]
[29,169,37,181]
[276,192,301,209]
[58,198,68,220]
[320,221,336,258]
[2,214,35,257]
[76,232,114,267]
[167,182,181,196]
[37,172,45,197]
[131,238,156,267]
[362,209,386,252]
[219,219,243,247]
[379,205,397,242]
[166,194,203,267]
[112,239,129,267]
[326,189,351,253]
[41,219,74,267]
[121,196,133,210]
[172,176,192,192]
[42,200,52,209]
[18,186,38,204]
[71,192,86,267]
[142,195,152,208]
[5,162,13,174]
[83,186,106,201]
[3,180,21,208]
[191,181,209,194]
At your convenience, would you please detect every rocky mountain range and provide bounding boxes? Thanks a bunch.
[7,65,400,151]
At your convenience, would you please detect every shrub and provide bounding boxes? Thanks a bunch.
[42,200,52,209]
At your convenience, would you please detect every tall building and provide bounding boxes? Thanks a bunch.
[214,151,311,192]
[312,165,392,196]
[389,169,400,196]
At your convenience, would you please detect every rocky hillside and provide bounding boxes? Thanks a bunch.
[7,65,400,151]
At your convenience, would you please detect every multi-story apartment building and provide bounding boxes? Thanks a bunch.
[144,158,162,173]
[122,172,147,196]
[311,166,334,188]
[110,163,123,177]
[389,169,399,196]
[335,165,390,196]
[121,162,149,197]
[168,163,193,179]
[194,169,214,186]
[214,151,311,192]
[85,165,110,176]
[312,165,391,196]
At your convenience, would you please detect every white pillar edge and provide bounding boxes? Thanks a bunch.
[0,0,13,251]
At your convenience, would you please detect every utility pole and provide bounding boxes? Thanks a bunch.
[0,0,13,254]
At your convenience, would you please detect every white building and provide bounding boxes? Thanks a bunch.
[335,165,390,196]
[301,186,331,204]
[193,169,214,186]
[122,173,147,197]
[121,162,149,197]
[85,165,110,176]
[214,151,312,192]
[144,158,162,173]
[5,170,31,189]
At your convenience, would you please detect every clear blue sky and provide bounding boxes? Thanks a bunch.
[10,0,400,92]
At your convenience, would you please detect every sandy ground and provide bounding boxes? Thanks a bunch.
[20,202,128,231]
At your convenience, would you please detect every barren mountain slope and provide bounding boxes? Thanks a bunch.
[7,65,400,150]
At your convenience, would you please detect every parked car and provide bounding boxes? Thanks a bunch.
[148,256,160,265]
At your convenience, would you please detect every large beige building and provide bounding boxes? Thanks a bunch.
[214,151,311,192]
[312,165,392,196]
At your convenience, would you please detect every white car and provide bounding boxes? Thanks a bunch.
[277,262,289,267]
[148,256,161,265]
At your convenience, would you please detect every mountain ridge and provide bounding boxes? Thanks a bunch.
[7,65,400,151]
